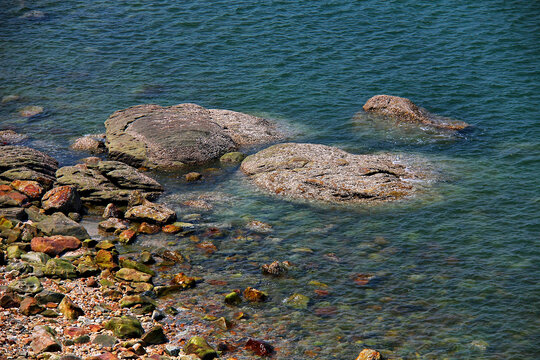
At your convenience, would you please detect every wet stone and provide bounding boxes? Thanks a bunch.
[138,222,160,234]
[115,268,152,283]
[184,336,217,360]
[58,296,84,319]
[224,291,242,306]
[284,293,310,309]
[120,259,155,275]
[30,325,61,354]
[355,348,384,360]
[141,325,168,345]
[10,180,43,199]
[103,203,122,219]
[185,172,202,182]
[245,339,274,357]
[243,287,268,302]
[41,185,82,214]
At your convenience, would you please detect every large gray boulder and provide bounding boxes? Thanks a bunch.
[362,95,469,131]
[105,103,284,169]
[0,146,58,188]
[241,143,434,204]
[55,160,163,204]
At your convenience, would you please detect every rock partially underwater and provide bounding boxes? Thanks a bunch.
[105,103,285,169]
[362,95,469,131]
[241,143,434,204]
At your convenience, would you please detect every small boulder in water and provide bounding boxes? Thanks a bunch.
[18,105,44,117]
[355,348,384,360]
[362,94,469,131]
[20,10,48,20]
[70,135,106,154]
[0,130,27,145]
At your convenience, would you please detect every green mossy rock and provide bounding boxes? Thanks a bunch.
[115,268,152,282]
[44,258,77,279]
[120,259,155,276]
[104,316,144,339]
[285,293,310,309]
[9,276,43,294]
[183,336,217,360]
[220,151,246,163]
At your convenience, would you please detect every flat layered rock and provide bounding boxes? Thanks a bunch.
[0,146,58,188]
[241,143,434,204]
[56,160,163,204]
[105,103,284,169]
[362,95,469,131]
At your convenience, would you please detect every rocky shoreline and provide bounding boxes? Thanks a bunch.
[0,97,458,359]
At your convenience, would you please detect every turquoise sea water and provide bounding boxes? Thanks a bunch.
[1,1,539,359]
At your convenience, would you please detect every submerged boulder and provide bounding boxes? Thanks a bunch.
[104,103,284,169]
[241,143,434,204]
[55,160,163,204]
[362,95,469,131]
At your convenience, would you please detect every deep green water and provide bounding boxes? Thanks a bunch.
[1,1,539,359]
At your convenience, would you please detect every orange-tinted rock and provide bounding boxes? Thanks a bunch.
[185,172,202,182]
[88,352,119,360]
[10,180,43,199]
[30,325,61,354]
[64,327,88,338]
[352,273,376,287]
[245,339,274,356]
[162,224,182,233]
[355,349,384,360]
[19,297,43,315]
[0,289,22,308]
[41,185,81,213]
[243,287,268,302]
[31,235,81,257]
[0,188,28,207]
[172,273,196,289]
[118,229,137,244]
[138,222,160,234]
[197,241,218,254]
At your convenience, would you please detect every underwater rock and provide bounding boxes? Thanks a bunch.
[245,339,274,356]
[261,261,288,276]
[0,130,27,145]
[243,287,268,302]
[104,103,284,169]
[355,348,384,360]
[241,143,434,204]
[183,336,217,360]
[185,172,202,182]
[362,95,469,131]
[18,105,44,117]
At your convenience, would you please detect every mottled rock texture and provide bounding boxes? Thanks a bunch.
[241,143,434,204]
[105,103,284,169]
[0,146,58,189]
[362,95,469,131]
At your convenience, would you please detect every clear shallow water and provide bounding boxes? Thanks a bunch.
[1,1,539,359]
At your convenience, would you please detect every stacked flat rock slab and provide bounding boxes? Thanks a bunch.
[362,95,469,131]
[105,103,284,169]
[55,160,163,204]
[0,146,58,220]
[0,146,58,188]
[241,143,434,204]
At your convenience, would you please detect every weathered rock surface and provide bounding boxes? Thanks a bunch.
[355,348,384,360]
[58,296,84,319]
[241,143,434,204]
[55,160,162,204]
[29,211,90,239]
[11,180,43,199]
[104,103,284,169]
[31,235,81,257]
[362,95,469,131]
[41,185,82,214]
[124,200,176,225]
[70,134,106,153]
[104,316,144,339]
[183,336,217,360]
[0,146,58,189]
[0,130,27,145]
[30,325,61,354]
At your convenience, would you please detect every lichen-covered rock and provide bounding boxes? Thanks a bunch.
[362,95,469,131]
[102,203,122,218]
[33,212,90,239]
[0,146,58,189]
[172,273,196,289]
[58,296,84,319]
[262,261,288,276]
[44,258,77,279]
[55,160,163,204]
[8,276,43,295]
[243,287,268,302]
[125,200,176,225]
[284,293,310,309]
[183,336,217,360]
[224,291,242,306]
[220,151,246,163]
[119,259,155,276]
[31,235,81,256]
[41,185,81,214]
[98,217,129,233]
[241,143,434,204]
[10,180,43,199]
[104,316,144,339]
[355,348,384,360]
[115,268,152,283]
[0,187,28,207]
[118,229,137,244]
[104,103,284,169]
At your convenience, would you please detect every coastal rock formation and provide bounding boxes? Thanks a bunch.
[241,143,433,204]
[55,160,163,204]
[105,103,284,169]
[362,95,469,131]
[70,134,106,154]
[0,146,58,189]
